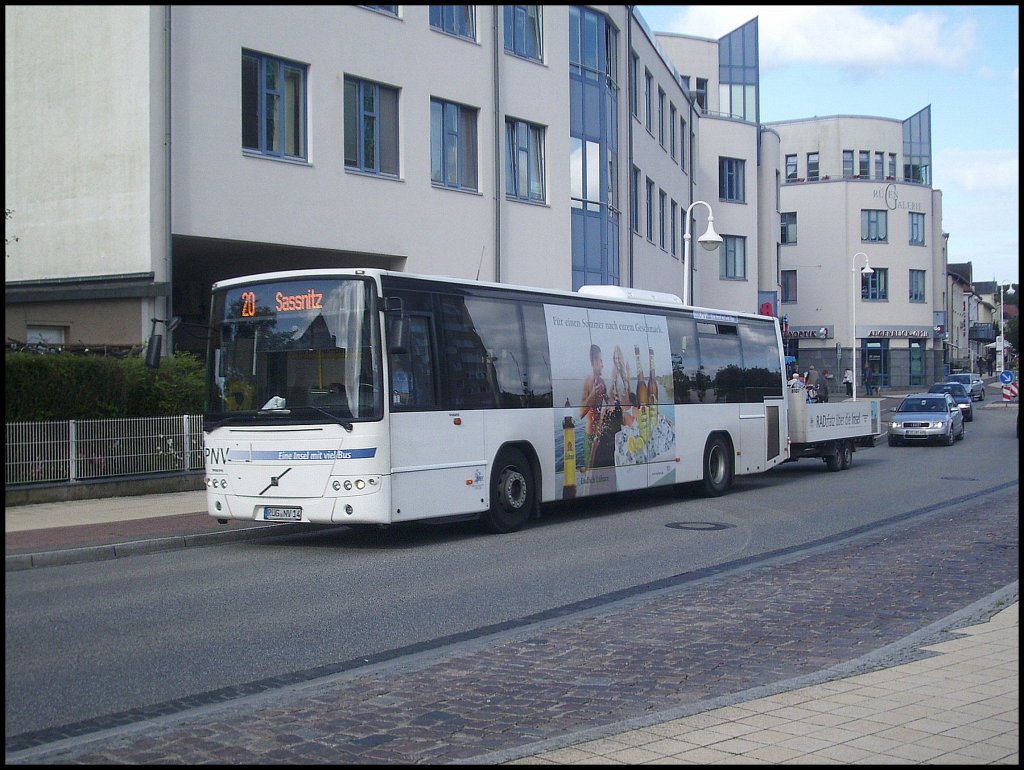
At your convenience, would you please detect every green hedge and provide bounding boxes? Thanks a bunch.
[5,352,206,422]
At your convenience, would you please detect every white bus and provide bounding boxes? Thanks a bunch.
[203,269,789,533]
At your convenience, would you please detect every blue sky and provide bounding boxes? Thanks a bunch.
[637,5,1019,285]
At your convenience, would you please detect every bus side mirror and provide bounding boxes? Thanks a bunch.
[387,316,409,354]
[145,334,162,369]
[385,296,409,354]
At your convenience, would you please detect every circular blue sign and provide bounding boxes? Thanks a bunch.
[999,370,1014,384]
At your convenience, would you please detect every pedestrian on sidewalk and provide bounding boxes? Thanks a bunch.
[863,363,874,396]
[842,367,854,398]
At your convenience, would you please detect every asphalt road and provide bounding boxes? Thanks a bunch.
[4,403,1018,763]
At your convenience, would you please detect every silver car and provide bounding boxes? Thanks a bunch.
[947,372,985,401]
[888,393,965,446]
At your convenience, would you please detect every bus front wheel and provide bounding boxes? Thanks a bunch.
[698,435,733,497]
[482,448,534,534]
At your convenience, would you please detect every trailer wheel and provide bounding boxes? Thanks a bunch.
[839,440,854,470]
[698,435,733,496]
[824,442,842,472]
[481,448,534,534]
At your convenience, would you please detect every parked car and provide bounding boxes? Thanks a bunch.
[927,382,974,422]
[888,392,965,446]
[947,372,985,401]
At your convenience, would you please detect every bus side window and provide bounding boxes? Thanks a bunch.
[392,316,436,410]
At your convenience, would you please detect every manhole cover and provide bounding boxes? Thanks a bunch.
[665,521,734,531]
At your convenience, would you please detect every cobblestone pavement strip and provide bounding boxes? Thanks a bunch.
[6,487,1018,765]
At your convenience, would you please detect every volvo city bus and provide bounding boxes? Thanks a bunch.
[203,269,789,534]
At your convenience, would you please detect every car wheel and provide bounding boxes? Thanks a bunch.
[888,435,898,447]
[945,425,955,446]
[979,388,985,401]
[958,421,966,441]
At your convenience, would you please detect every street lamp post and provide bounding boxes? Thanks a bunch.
[999,283,1016,373]
[851,252,873,401]
[681,200,723,305]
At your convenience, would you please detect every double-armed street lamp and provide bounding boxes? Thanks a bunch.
[850,252,873,401]
[681,200,722,305]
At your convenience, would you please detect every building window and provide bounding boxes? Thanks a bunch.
[506,119,545,202]
[909,212,925,245]
[658,88,666,147]
[430,5,476,40]
[644,69,653,133]
[694,77,708,111]
[781,270,797,303]
[344,76,399,175]
[362,5,398,15]
[430,98,478,191]
[630,52,638,116]
[909,269,926,302]
[785,154,797,181]
[670,199,678,256]
[679,117,686,165]
[669,103,677,159]
[780,212,797,244]
[659,189,666,249]
[862,267,888,300]
[630,166,640,233]
[806,152,819,181]
[504,6,543,61]
[242,51,307,160]
[861,209,888,242]
[570,137,603,211]
[719,157,745,202]
[25,325,66,347]
[645,177,654,241]
[888,153,897,179]
[721,235,746,279]
[858,150,870,177]
[874,151,884,180]
[842,150,854,178]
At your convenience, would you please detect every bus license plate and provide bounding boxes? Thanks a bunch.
[264,506,302,521]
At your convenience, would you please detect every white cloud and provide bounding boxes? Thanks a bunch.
[935,148,1020,194]
[659,6,976,71]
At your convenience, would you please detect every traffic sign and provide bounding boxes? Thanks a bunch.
[1003,383,1018,402]
[999,369,1014,385]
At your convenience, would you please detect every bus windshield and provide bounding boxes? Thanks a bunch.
[205,276,383,425]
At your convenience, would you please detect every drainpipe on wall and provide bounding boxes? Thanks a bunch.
[492,7,502,283]
[626,6,634,287]
[164,5,174,352]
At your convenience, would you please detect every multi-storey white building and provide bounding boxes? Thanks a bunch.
[763,111,946,388]
[6,7,950,391]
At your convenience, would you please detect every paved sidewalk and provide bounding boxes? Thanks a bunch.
[511,600,1018,764]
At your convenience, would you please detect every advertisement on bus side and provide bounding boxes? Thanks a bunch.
[546,305,677,498]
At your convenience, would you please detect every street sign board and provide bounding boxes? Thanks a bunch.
[999,369,1014,385]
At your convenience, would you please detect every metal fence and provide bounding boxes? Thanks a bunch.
[6,415,204,486]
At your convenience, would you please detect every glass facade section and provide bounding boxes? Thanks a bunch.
[903,105,931,184]
[717,19,758,123]
[569,6,619,290]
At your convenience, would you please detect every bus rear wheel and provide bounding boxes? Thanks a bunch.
[698,435,733,497]
[482,448,534,534]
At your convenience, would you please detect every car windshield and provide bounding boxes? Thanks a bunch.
[897,397,947,413]
[928,384,966,396]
